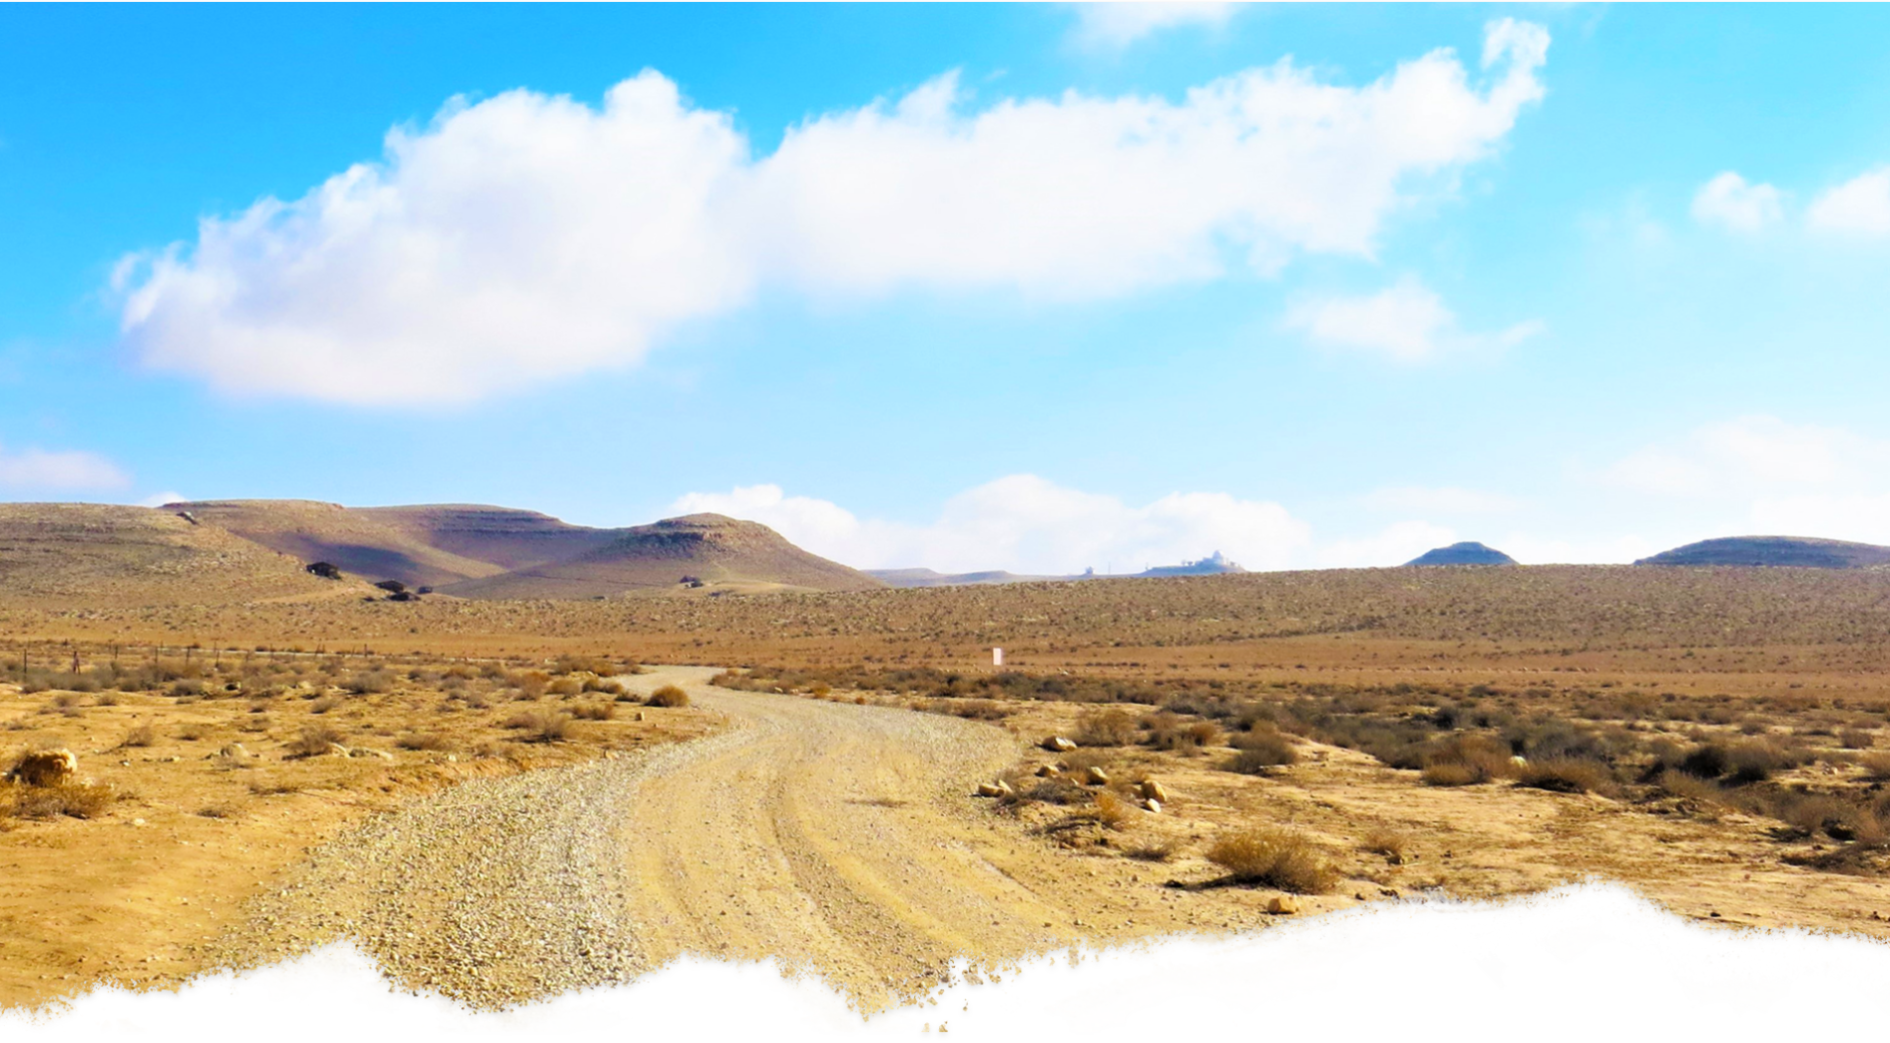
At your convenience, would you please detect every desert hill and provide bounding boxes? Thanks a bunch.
[1406,541,1517,566]
[0,503,371,607]
[1635,536,1890,569]
[441,514,884,599]
[355,505,624,573]
[170,500,510,588]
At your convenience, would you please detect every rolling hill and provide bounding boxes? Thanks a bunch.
[0,503,372,607]
[1406,541,1517,566]
[440,514,884,598]
[1634,536,1890,569]
[170,500,510,588]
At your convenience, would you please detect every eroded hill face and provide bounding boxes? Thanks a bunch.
[171,500,511,589]
[440,513,884,598]
[0,503,370,607]
[1636,536,1890,569]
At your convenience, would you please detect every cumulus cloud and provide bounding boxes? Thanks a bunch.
[1606,415,1887,497]
[1807,168,1890,237]
[1690,171,1783,233]
[1362,485,1521,514]
[1605,416,1890,544]
[116,21,1550,405]
[1313,519,1458,569]
[671,475,1312,575]
[136,491,189,508]
[1070,3,1237,50]
[0,445,130,492]
[1285,277,1543,361]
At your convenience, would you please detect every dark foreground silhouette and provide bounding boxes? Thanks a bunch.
[14,884,1890,1027]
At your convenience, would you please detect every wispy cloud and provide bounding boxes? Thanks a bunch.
[1690,171,1784,233]
[0,445,130,492]
[1286,277,1544,362]
[1069,3,1237,50]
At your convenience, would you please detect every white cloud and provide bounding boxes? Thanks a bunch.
[1285,277,1543,362]
[116,21,1550,405]
[1690,171,1783,233]
[1807,168,1890,237]
[137,491,189,508]
[0,445,130,491]
[1362,485,1521,514]
[672,475,1312,575]
[1071,3,1237,50]
[1606,415,1888,497]
[1314,519,1458,569]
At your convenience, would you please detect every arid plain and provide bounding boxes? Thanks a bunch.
[4,503,1890,1012]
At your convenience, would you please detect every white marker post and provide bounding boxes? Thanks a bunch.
[992,647,1004,667]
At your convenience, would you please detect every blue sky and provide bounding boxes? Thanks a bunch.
[6,3,1890,574]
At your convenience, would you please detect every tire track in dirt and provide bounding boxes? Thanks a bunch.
[216,666,1164,1010]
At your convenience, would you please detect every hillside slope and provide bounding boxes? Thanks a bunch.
[0,504,370,607]
[1635,536,1890,569]
[357,505,624,573]
[1406,541,1517,566]
[443,514,884,599]
[171,500,506,588]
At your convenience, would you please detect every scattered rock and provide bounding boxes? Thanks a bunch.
[321,743,351,758]
[1138,779,1168,803]
[975,782,1005,798]
[349,748,395,761]
[1042,737,1077,753]
[1267,895,1299,915]
[995,779,1014,798]
[1083,766,1109,786]
[1035,764,1061,778]
[1143,798,1161,814]
[5,748,78,787]
[216,743,252,760]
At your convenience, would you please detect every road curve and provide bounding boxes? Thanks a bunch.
[215,667,1159,1010]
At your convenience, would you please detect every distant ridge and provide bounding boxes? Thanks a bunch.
[1406,541,1517,567]
[441,514,883,598]
[1137,551,1244,578]
[867,568,1067,588]
[1635,536,1890,569]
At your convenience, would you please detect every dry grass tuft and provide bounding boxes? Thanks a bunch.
[1515,756,1617,796]
[1206,826,1338,893]
[285,722,344,757]
[1075,708,1138,747]
[570,702,616,721]
[647,685,690,708]
[1361,827,1415,864]
[4,781,117,820]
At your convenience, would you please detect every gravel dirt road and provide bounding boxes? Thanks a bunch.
[213,667,1202,1010]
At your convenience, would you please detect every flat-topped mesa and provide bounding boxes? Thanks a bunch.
[1635,536,1890,569]
[1405,541,1517,566]
[438,513,884,598]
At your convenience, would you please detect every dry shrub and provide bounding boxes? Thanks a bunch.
[570,701,616,721]
[504,709,571,742]
[396,732,452,752]
[1838,728,1876,750]
[286,722,344,757]
[935,698,1005,720]
[120,722,158,749]
[6,781,117,820]
[584,678,627,696]
[309,696,341,715]
[1362,827,1414,864]
[343,670,392,695]
[1779,793,1884,843]
[548,677,584,697]
[1205,827,1338,894]
[1227,727,1298,774]
[1420,734,1513,786]
[647,685,690,708]
[1075,708,1138,747]
[1657,768,1727,806]
[1858,752,1890,782]
[1515,756,1617,796]
[1144,714,1223,751]
[510,671,550,698]
[1090,790,1133,830]
[1014,777,1088,806]
[1123,839,1178,862]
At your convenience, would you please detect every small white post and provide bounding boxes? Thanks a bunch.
[992,647,1004,667]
